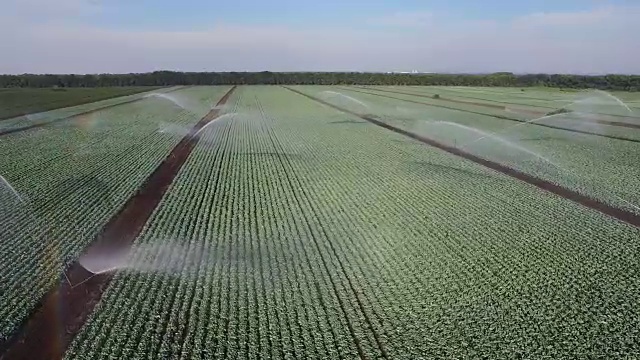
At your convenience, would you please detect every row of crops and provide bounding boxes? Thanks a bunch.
[0,86,165,121]
[0,86,183,134]
[315,86,640,215]
[419,86,639,110]
[0,86,231,343]
[66,86,640,359]
[353,86,541,121]
[404,86,573,111]
[353,86,640,131]
[400,85,640,118]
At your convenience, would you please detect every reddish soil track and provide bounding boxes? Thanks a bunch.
[355,86,640,129]
[341,87,640,144]
[284,86,640,229]
[0,86,191,138]
[0,86,236,360]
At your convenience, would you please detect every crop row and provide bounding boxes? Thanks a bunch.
[66,88,370,360]
[67,86,640,359]
[0,86,182,134]
[402,86,571,110]
[0,86,165,121]
[348,86,640,138]
[318,86,640,214]
[398,86,640,121]
[0,87,231,343]
[418,86,582,104]
[277,86,640,357]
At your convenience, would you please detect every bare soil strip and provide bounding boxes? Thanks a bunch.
[341,87,640,144]
[356,86,640,125]
[0,86,191,138]
[284,86,640,230]
[0,86,236,360]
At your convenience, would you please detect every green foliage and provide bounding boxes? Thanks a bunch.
[1,72,639,90]
[0,87,160,120]
[3,85,640,359]
[0,86,231,344]
[64,86,640,360]
[347,85,640,209]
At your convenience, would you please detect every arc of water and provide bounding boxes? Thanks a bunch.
[564,96,594,109]
[144,93,188,111]
[0,174,23,203]
[434,121,562,169]
[564,91,633,114]
[321,91,369,109]
[594,90,633,114]
[192,113,237,138]
[460,112,568,149]
[615,195,640,212]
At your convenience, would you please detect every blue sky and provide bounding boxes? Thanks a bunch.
[1,0,638,74]
[90,0,631,29]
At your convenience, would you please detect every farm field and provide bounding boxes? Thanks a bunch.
[0,87,162,121]
[0,86,187,137]
[1,85,640,359]
[0,86,231,350]
[328,86,640,214]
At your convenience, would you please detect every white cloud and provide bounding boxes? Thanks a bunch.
[0,5,638,74]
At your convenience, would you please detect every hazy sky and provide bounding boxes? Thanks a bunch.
[1,0,638,74]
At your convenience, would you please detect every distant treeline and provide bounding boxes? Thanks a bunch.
[1,71,638,90]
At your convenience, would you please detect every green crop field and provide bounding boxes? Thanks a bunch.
[0,86,230,344]
[0,87,163,121]
[322,86,640,213]
[1,85,640,359]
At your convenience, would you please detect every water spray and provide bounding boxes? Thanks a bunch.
[320,91,369,110]
[615,196,640,212]
[595,90,633,114]
[432,121,563,169]
[144,93,189,111]
[78,240,212,276]
[0,174,23,203]
[460,112,571,150]
[192,113,238,138]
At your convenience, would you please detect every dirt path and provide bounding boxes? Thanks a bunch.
[355,86,640,126]
[341,87,640,144]
[0,86,191,138]
[0,86,236,360]
[284,86,640,230]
